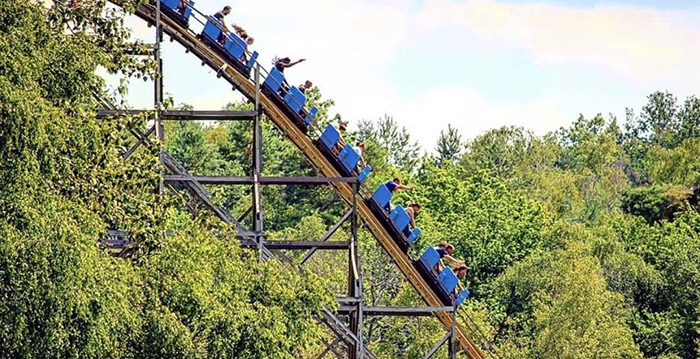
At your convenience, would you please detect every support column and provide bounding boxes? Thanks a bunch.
[154,0,164,195]
[348,182,363,359]
[449,302,457,359]
[251,64,264,260]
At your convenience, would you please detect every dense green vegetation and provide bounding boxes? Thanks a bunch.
[0,2,330,358]
[1,1,699,358]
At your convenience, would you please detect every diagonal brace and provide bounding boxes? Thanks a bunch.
[300,209,353,265]
[423,331,452,359]
[124,125,156,159]
[316,337,344,359]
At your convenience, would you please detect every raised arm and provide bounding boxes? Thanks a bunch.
[289,58,306,67]
[443,255,464,267]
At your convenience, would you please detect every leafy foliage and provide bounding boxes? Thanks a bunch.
[0,2,332,359]
[357,115,421,172]
[3,1,700,358]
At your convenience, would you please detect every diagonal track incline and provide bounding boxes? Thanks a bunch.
[121,3,485,358]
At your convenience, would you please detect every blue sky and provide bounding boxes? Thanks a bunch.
[118,0,700,150]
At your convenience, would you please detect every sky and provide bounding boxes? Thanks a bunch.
[115,0,700,150]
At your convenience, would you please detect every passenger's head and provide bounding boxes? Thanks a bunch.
[392,177,401,185]
[355,140,365,149]
[437,241,448,248]
[222,6,231,15]
[304,80,313,89]
[408,202,421,212]
[246,37,254,45]
[282,57,291,64]
[446,244,455,254]
[454,265,468,278]
[339,121,347,133]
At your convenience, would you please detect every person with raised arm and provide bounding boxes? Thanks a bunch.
[274,56,306,74]
[385,177,414,193]
[434,242,465,268]
[273,57,306,95]
[382,177,415,211]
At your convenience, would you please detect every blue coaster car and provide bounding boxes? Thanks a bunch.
[337,144,360,174]
[284,86,306,113]
[455,289,470,306]
[371,184,391,210]
[389,205,422,246]
[438,267,459,296]
[261,68,314,133]
[418,246,440,273]
[303,107,318,126]
[414,247,470,306]
[159,0,195,27]
[315,124,370,178]
[200,17,257,77]
[263,67,285,93]
[365,185,420,252]
[357,165,372,184]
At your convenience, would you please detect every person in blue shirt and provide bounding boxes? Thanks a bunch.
[434,242,464,268]
[383,177,415,210]
[385,177,414,193]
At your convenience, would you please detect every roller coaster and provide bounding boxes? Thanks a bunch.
[100,1,496,358]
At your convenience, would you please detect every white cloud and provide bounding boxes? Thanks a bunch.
[390,87,570,148]
[416,0,700,86]
[231,0,410,124]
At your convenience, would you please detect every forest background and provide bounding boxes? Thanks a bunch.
[0,1,699,358]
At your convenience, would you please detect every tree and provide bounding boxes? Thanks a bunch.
[357,115,421,172]
[624,92,700,153]
[0,3,335,358]
[621,184,694,224]
[610,211,700,359]
[556,114,623,173]
[678,96,700,144]
[435,124,464,165]
[461,126,539,179]
[491,239,642,359]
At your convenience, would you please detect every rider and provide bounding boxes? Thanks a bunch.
[383,177,415,211]
[213,6,232,45]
